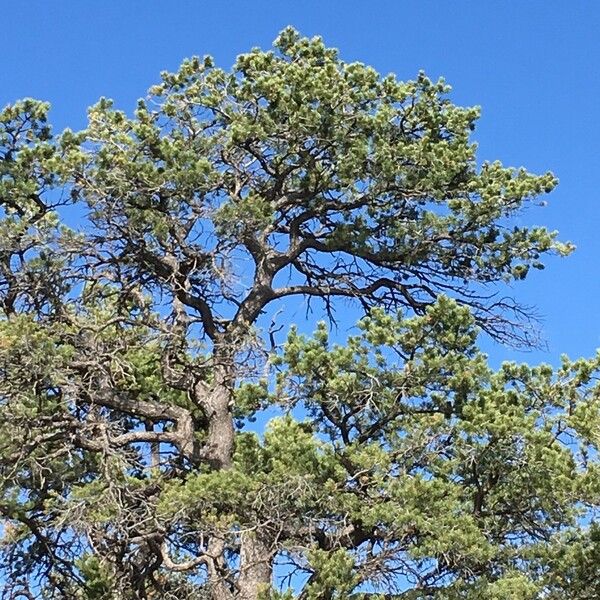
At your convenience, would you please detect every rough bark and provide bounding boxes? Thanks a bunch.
[196,343,272,597]
[237,533,273,600]
[198,378,235,470]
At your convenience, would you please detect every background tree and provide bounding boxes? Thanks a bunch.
[0,29,597,599]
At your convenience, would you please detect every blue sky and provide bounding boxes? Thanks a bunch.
[2,1,599,365]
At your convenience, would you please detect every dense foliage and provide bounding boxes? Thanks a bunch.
[0,29,597,599]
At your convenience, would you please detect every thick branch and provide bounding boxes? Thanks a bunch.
[88,387,199,462]
[159,543,208,572]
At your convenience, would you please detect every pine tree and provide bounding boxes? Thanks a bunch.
[0,29,596,600]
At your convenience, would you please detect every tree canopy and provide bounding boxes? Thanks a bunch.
[0,28,597,600]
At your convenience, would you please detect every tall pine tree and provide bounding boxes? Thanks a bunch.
[0,29,597,599]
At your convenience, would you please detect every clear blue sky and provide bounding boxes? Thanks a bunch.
[2,1,599,364]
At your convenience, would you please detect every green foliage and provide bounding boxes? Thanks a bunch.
[76,555,114,599]
[0,28,596,600]
[268,299,600,596]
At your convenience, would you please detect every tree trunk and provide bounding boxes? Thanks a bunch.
[202,380,235,470]
[195,339,236,470]
[237,532,273,600]
[198,342,273,598]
